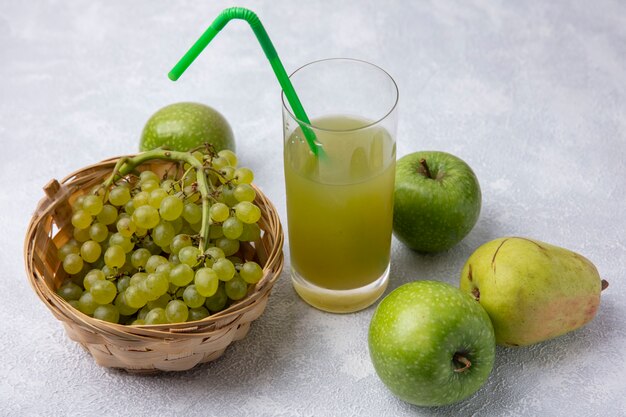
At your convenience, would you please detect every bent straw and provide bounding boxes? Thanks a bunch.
[168,7,323,157]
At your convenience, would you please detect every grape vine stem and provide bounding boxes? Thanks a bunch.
[102,149,214,252]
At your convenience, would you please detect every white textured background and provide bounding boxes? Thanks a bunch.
[2,1,625,416]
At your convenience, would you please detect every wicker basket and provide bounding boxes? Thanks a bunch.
[24,156,284,373]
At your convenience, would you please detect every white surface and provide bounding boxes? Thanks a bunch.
[2,1,625,416]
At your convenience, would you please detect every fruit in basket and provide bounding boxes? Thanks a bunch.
[368,281,495,406]
[459,237,608,347]
[56,147,264,325]
[140,102,236,152]
[393,151,481,253]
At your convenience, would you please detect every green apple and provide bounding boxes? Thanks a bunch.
[139,102,235,152]
[393,151,481,253]
[368,281,495,407]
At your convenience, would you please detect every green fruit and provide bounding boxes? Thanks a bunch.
[393,151,481,253]
[460,237,607,347]
[368,281,495,407]
[139,102,235,152]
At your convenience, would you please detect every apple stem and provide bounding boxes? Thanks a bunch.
[418,158,433,179]
[453,353,472,373]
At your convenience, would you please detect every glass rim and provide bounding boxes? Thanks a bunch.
[281,57,399,133]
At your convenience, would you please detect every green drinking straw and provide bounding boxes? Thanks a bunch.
[168,7,323,157]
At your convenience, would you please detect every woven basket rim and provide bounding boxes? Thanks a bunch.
[24,154,285,339]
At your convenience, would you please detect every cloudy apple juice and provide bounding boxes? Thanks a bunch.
[284,115,396,312]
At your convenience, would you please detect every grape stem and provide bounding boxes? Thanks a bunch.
[102,148,214,252]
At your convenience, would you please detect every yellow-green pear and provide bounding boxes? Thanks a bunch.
[459,237,607,347]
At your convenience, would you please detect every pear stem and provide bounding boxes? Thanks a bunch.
[453,353,472,373]
[419,158,433,179]
[601,279,609,291]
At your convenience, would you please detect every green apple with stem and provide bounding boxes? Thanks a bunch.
[368,280,495,406]
[393,151,481,253]
[140,102,236,152]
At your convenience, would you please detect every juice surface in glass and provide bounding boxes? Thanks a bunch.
[284,114,396,311]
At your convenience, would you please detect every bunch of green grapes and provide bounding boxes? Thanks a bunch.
[55,148,265,325]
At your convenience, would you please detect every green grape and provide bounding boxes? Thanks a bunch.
[233,167,254,185]
[146,293,171,310]
[131,248,151,269]
[205,284,228,312]
[80,240,101,263]
[168,253,180,265]
[240,261,263,284]
[215,237,240,257]
[82,195,104,216]
[78,291,98,315]
[161,179,177,192]
[139,170,159,183]
[132,205,160,229]
[57,282,83,301]
[170,234,192,255]
[120,252,135,275]
[131,319,146,325]
[141,179,159,192]
[124,200,135,215]
[160,195,184,221]
[88,222,109,243]
[187,306,210,321]
[135,226,148,237]
[178,246,201,267]
[182,202,202,224]
[155,262,173,275]
[169,216,184,234]
[132,191,150,208]
[148,188,168,209]
[218,149,238,167]
[183,185,200,203]
[233,183,256,202]
[225,275,248,300]
[101,264,116,278]
[227,256,242,265]
[209,203,229,223]
[218,166,235,183]
[191,150,204,163]
[68,300,80,309]
[58,241,80,261]
[116,275,131,293]
[116,217,136,238]
[109,232,134,253]
[104,245,126,268]
[83,269,105,291]
[152,221,175,248]
[169,264,194,286]
[72,195,85,210]
[97,204,118,225]
[73,227,91,243]
[114,292,138,316]
[90,280,117,304]
[63,253,84,275]
[182,285,206,308]
[211,156,230,170]
[137,305,150,320]
[189,220,202,233]
[195,267,219,297]
[144,272,169,299]
[145,255,168,273]
[125,285,148,309]
[205,246,225,260]
[218,185,239,207]
[108,186,131,207]
[93,304,120,323]
[213,258,236,281]
[183,169,197,187]
[222,217,243,240]
[71,209,92,230]
[165,300,188,323]
[234,201,262,224]
[129,272,148,287]
[144,308,167,324]
[239,223,261,242]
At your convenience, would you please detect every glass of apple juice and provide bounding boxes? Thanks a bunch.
[282,58,398,313]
